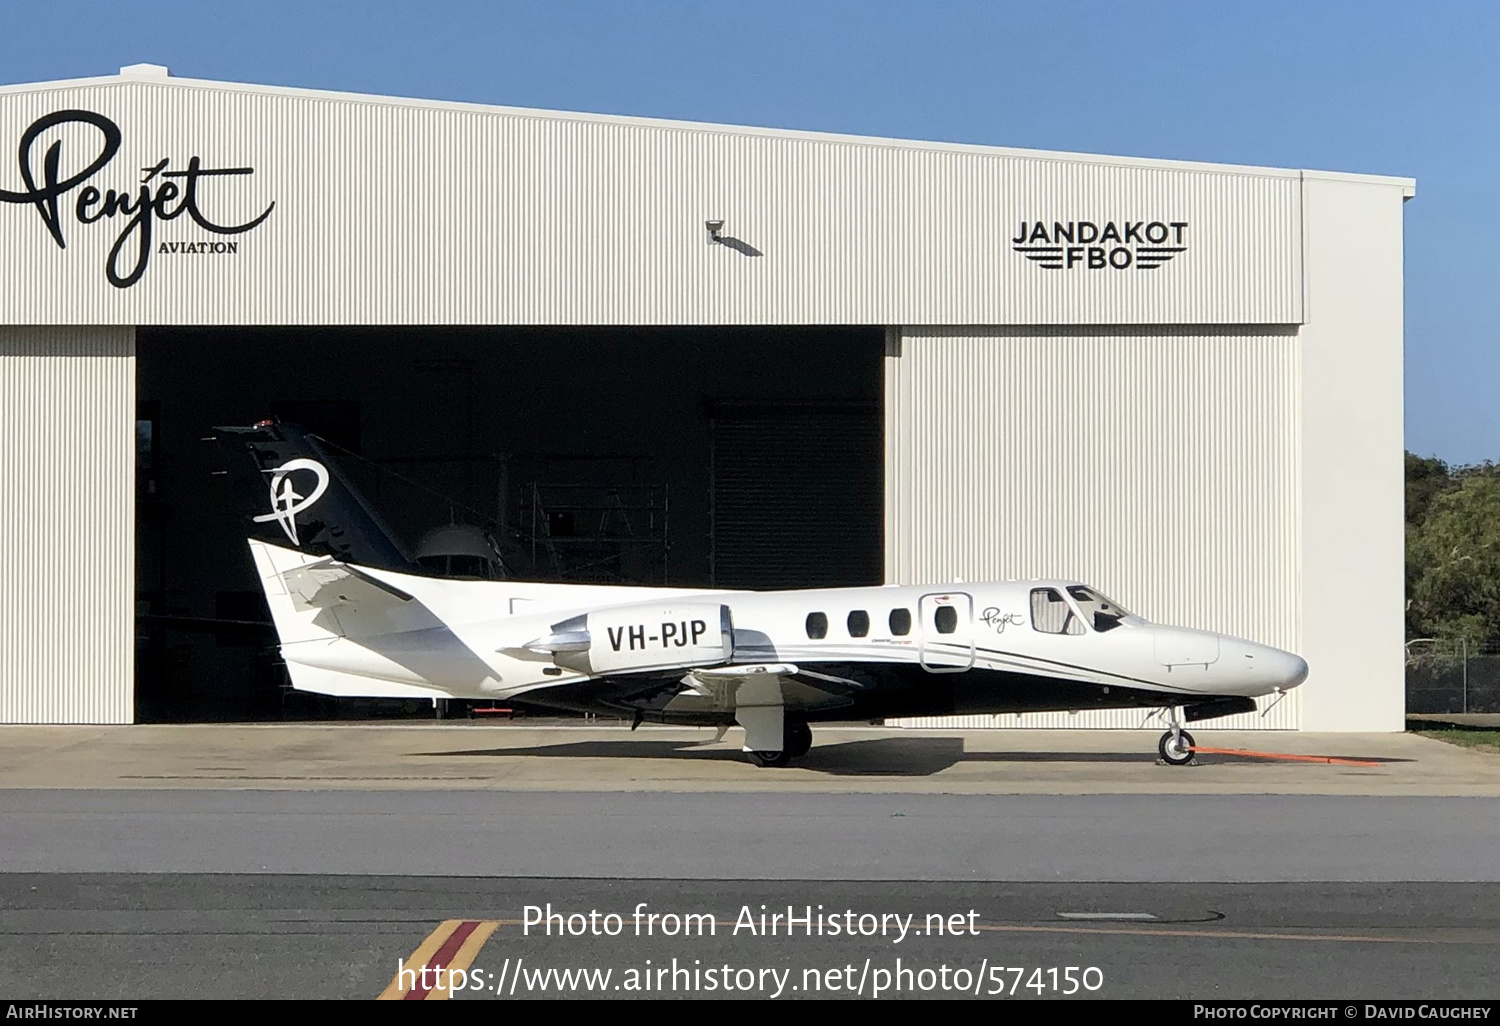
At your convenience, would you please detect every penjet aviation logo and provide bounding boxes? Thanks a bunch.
[1011,219,1188,271]
[0,109,275,289]
[980,607,1024,635]
[252,459,329,546]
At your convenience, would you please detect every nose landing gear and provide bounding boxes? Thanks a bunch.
[1158,706,1196,766]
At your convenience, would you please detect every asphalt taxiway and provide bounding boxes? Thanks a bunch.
[0,725,1496,1000]
[1,723,1495,795]
[2,876,1497,1000]
[4,790,1500,881]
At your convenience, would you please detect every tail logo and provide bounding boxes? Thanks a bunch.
[252,458,330,546]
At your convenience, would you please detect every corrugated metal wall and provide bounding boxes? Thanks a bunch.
[0,76,1301,326]
[887,326,1301,730]
[0,327,134,723]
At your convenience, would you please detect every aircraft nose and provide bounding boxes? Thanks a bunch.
[1220,638,1309,693]
[1250,644,1308,689]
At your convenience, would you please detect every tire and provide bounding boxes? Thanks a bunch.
[1158,729,1196,766]
[785,720,812,758]
[749,750,791,768]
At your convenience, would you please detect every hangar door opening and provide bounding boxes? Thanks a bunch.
[711,403,882,589]
[134,325,884,721]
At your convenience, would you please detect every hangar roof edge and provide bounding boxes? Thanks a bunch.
[0,70,1417,193]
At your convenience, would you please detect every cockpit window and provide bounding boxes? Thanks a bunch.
[1067,585,1130,633]
[1030,587,1085,636]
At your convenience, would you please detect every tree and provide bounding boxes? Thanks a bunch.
[1406,452,1453,527]
[1406,465,1500,644]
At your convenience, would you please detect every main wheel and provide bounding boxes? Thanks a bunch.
[749,750,791,768]
[1158,729,1196,766]
[785,720,812,758]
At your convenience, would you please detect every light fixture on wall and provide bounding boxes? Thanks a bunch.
[704,219,725,244]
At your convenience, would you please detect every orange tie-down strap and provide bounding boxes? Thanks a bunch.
[1190,745,1381,767]
[380,919,500,1000]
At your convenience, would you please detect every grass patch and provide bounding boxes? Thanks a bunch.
[1414,728,1500,754]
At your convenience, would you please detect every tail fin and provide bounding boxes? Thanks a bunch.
[247,536,457,698]
[212,421,419,572]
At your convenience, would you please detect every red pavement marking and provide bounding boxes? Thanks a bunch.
[1191,745,1381,767]
[403,919,481,1000]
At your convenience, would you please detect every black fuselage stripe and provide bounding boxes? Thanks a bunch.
[622,637,1203,697]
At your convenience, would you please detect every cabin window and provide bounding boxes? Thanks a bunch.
[934,605,958,634]
[1030,587,1085,635]
[889,608,912,636]
[1067,585,1130,633]
[805,612,828,639]
[847,610,870,637]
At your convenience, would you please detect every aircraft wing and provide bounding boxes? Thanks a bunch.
[682,663,868,705]
[685,662,797,685]
[679,663,872,752]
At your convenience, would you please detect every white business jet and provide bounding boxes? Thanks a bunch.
[214,422,1308,767]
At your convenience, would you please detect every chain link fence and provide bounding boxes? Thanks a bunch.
[1406,639,1500,714]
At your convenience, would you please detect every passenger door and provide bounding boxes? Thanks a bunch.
[917,592,975,672]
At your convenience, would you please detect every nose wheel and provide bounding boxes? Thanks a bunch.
[1156,705,1196,766]
[1158,724,1196,766]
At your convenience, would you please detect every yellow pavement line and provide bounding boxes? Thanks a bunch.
[379,919,500,1000]
[380,919,462,1000]
[426,921,500,1000]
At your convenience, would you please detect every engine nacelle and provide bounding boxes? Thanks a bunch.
[527,601,733,675]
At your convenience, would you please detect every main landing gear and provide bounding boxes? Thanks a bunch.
[1157,706,1196,767]
[748,719,812,768]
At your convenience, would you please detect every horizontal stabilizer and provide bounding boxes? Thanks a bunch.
[249,539,442,644]
[283,559,415,612]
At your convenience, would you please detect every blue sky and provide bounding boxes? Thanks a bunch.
[2,1,1491,462]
